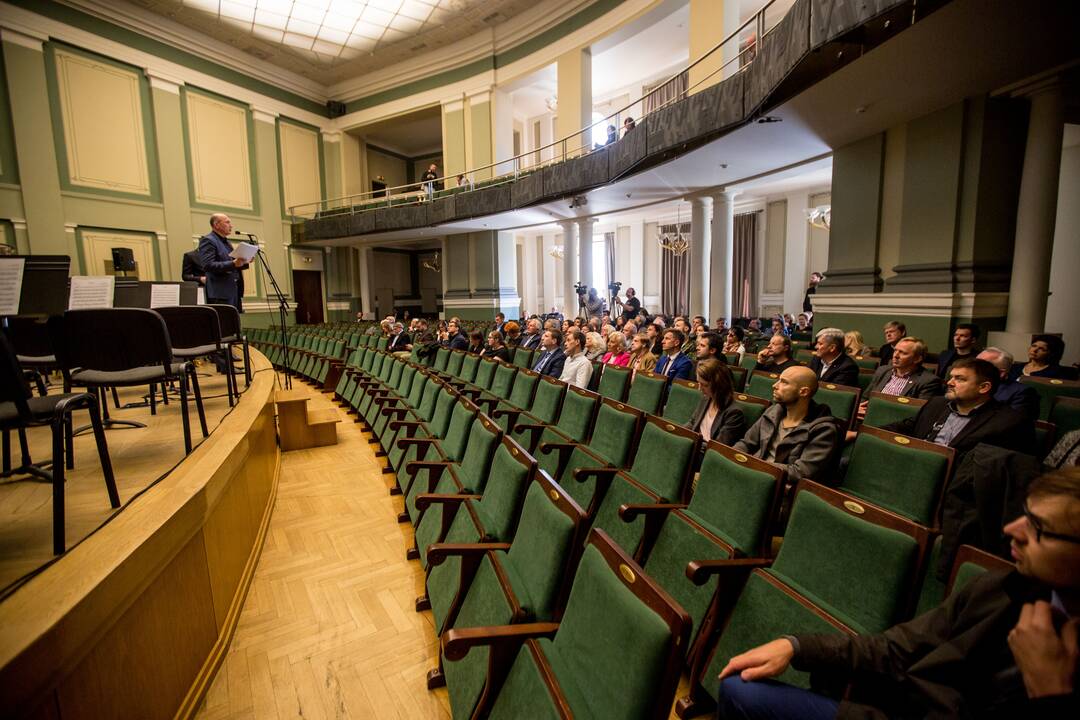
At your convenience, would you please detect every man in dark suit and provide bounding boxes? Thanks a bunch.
[808,327,859,387]
[882,358,1036,458]
[444,319,468,351]
[979,347,1041,421]
[877,320,906,367]
[181,249,205,285]
[532,329,565,378]
[387,322,411,352]
[198,213,247,312]
[655,329,694,381]
[936,323,981,379]
[865,337,942,399]
[519,318,543,350]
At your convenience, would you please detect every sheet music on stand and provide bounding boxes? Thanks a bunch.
[149,283,180,308]
[197,287,206,305]
[69,276,116,309]
[0,258,26,315]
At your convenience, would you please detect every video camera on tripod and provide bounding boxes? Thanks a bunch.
[574,282,588,296]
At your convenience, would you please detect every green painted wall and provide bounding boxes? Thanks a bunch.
[825,132,883,292]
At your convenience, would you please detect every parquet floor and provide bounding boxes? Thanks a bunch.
[197,379,451,720]
[0,365,240,594]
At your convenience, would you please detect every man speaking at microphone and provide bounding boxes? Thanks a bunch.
[199,213,248,373]
[199,213,248,313]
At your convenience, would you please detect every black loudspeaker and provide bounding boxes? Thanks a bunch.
[111,247,136,271]
[326,100,347,118]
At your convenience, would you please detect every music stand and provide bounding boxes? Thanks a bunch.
[1,255,71,318]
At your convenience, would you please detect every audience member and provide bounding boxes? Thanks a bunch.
[622,116,636,135]
[421,163,439,200]
[445,319,468,351]
[482,330,510,362]
[754,335,799,374]
[466,330,484,354]
[717,467,1080,719]
[733,366,842,484]
[723,327,747,364]
[520,318,543,350]
[844,329,870,358]
[493,312,506,333]
[600,332,630,367]
[980,347,1041,421]
[688,360,746,445]
[560,329,593,388]
[628,333,657,377]
[387,322,411,352]
[502,320,521,348]
[795,313,811,333]
[1012,334,1078,380]
[802,271,822,313]
[561,319,572,334]
[881,358,1036,458]
[532,330,565,378]
[865,336,942,399]
[770,318,789,338]
[936,323,981,379]
[877,320,906,366]
[621,321,638,341]
[655,329,694,381]
[808,327,859,387]
[695,332,725,364]
[647,322,664,357]
[584,331,605,361]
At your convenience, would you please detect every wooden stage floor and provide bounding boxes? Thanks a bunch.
[0,365,248,597]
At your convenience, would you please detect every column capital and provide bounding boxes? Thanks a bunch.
[145,67,184,94]
[251,106,279,125]
[686,194,714,207]
[0,26,48,52]
[320,130,343,143]
[10,218,26,232]
[711,189,742,203]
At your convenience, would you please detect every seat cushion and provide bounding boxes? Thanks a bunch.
[172,344,220,358]
[72,363,187,386]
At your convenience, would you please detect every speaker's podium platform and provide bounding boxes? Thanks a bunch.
[274,390,340,451]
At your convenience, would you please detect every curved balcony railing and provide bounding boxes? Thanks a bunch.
[288,0,795,222]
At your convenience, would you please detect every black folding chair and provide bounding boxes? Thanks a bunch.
[156,305,235,408]
[209,304,251,400]
[0,332,119,554]
[50,309,208,454]
[2,316,55,397]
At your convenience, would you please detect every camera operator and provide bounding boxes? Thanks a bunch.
[584,286,605,321]
[612,285,640,325]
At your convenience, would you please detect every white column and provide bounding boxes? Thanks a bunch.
[710,190,739,324]
[576,217,597,293]
[358,246,373,318]
[629,220,644,295]
[542,232,557,314]
[521,234,538,316]
[559,220,578,317]
[1005,82,1064,338]
[689,195,713,319]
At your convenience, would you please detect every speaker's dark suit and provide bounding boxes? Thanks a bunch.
[198,231,247,311]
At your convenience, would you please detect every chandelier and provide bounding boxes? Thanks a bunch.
[806,205,831,230]
[657,205,690,256]
[549,245,565,259]
[421,252,441,273]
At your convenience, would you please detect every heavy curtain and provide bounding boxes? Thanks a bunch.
[733,211,758,317]
[660,223,690,316]
[643,72,689,116]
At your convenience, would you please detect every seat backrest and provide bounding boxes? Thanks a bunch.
[586,399,643,467]
[507,368,539,410]
[473,357,499,390]
[445,349,466,377]
[474,436,537,541]
[771,482,929,633]
[745,371,778,400]
[688,442,785,557]
[1020,375,1080,421]
[854,355,878,370]
[553,386,599,444]
[946,544,1014,597]
[4,316,53,358]
[489,362,516,399]
[729,365,747,392]
[376,337,388,350]
[813,382,860,430]
[53,309,173,372]
[538,531,689,720]
[434,347,450,371]
[511,346,534,368]
[862,392,926,428]
[842,426,954,526]
[0,333,32,417]
[406,367,427,407]
[441,398,478,462]
[528,375,566,423]
[596,364,631,402]
[155,305,222,351]
[662,378,700,426]
[733,392,770,426]
[459,353,480,382]
[625,416,701,502]
[1049,396,1080,438]
[738,353,758,370]
[455,414,502,493]
[428,386,458,437]
[626,370,666,415]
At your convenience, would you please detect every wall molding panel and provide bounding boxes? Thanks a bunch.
[183,88,255,212]
[277,120,323,216]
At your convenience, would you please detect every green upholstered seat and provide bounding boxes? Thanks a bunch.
[445,349,466,378]
[596,363,631,401]
[842,426,954,525]
[402,399,478,521]
[814,382,860,430]
[433,347,450,372]
[472,358,499,391]
[440,476,586,720]
[626,370,666,415]
[1020,376,1080,421]
[455,352,478,383]
[392,386,458,493]
[862,392,926,429]
[745,371,778,401]
[507,376,566,445]
[519,387,598,458]
[1049,396,1080,439]
[729,365,748,392]
[733,392,770,427]
[511,346,534,368]
[663,378,700,426]
[468,532,689,720]
[694,483,928,706]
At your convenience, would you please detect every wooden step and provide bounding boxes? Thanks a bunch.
[275,392,341,451]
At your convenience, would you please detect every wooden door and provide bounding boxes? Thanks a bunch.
[292,270,324,324]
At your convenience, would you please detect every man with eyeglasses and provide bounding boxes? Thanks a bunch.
[715,467,1080,718]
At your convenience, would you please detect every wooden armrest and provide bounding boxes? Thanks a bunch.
[381,406,410,419]
[618,503,687,521]
[397,436,438,451]
[404,460,450,482]
[513,423,545,452]
[426,541,512,567]
[414,493,481,512]
[686,558,772,586]
[443,623,560,662]
[572,466,618,484]
[389,419,421,432]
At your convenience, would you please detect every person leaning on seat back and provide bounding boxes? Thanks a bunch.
[880,357,1037,459]
[733,366,843,485]
[715,466,1080,719]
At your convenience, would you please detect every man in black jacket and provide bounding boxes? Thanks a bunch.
[444,319,468,351]
[716,467,1080,719]
[181,250,205,285]
[881,357,1036,459]
[808,327,859,388]
[531,330,565,378]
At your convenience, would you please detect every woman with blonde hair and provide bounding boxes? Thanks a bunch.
[600,331,631,367]
[845,329,870,358]
[628,332,657,377]
[585,331,606,361]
